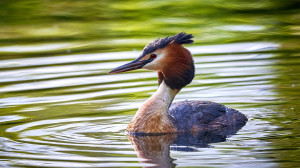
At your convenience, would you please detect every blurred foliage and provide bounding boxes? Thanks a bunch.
[0,0,299,53]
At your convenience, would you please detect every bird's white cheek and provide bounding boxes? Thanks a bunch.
[142,53,165,71]
[143,61,160,71]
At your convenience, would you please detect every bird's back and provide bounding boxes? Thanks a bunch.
[168,101,247,132]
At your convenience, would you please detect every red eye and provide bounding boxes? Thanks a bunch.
[150,54,157,59]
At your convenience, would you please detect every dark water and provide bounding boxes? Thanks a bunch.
[0,0,299,167]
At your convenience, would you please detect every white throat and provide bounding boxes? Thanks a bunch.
[126,81,178,133]
[128,81,177,124]
[139,81,177,115]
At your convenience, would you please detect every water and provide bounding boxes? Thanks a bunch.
[0,0,299,167]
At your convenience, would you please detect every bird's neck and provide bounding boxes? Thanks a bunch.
[126,81,178,133]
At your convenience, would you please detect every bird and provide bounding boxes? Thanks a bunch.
[108,32,247,134]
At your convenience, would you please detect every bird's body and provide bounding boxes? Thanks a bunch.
[169,100,247,132]
[109,32,247,134]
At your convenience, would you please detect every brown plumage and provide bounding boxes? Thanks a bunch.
[109,32,247,134]
[160,43,194,90]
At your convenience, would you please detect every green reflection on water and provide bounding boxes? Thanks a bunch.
[0,0,299,167]
[0,0,299,56]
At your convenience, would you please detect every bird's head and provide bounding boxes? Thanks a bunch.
[109,32,195,90]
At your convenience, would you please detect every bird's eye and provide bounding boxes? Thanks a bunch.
[150,54,157,59]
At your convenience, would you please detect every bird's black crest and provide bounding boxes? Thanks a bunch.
[141,32,193,56]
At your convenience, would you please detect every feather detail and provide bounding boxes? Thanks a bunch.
[160,43,195,90]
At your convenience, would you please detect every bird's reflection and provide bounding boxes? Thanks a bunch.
[127,124,245,168]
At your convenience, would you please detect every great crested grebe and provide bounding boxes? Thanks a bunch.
[109,32,247,134]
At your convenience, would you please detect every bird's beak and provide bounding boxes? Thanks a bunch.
[108,58,151,74]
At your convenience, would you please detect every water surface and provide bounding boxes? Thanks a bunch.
[0,0,299,167]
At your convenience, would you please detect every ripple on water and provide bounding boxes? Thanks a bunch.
[1,116,142,167]
[0,41,286,168]
[0,115,26,123]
